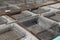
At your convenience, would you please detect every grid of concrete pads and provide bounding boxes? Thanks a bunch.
[0,0,60,40]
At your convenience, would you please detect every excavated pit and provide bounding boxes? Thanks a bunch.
[31,5,58,14]
[0,0,60,40]
[32,7,50,14]
[20,16,60,40]
[9,11,37,22]
[42,11,60,22]
[8,10,60,40]
[10,12,60,40]
[0,24,26,40]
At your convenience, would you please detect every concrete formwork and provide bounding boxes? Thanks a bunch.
[42,10,60,22]
[0,15,38,40]
[0,0,60,40]
[9,10,38,22]
[16,15,60,40]
[7,10,60,40]
[31,3,59,15]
